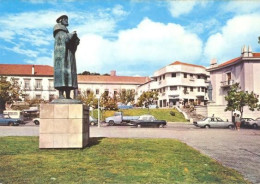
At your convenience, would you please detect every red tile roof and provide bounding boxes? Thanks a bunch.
[0,64,54,76]
[169,61,206,69]
[78,75,150,85]
[217,57,241,68]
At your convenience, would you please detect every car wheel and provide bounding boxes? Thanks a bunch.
[252,124,258,129]
[228,125,233,129]
[109,120,115,126]
[34,120,40,125]
[90,121,95,126]
[158,124,164,128]
[205,125,210,129]
[137,124,141,128]
[8,122,14,126]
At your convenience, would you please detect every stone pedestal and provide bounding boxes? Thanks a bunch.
[39,104,89,149]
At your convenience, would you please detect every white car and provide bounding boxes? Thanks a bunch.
[246,118,260,129]
[193,117,234,129]
[33,118,40,125]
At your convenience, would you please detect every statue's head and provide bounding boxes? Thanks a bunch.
[56,15,69,26]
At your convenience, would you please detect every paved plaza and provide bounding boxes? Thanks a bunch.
[1,123,260,184]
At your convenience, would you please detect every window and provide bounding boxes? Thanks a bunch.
[198,87,200,92]
[190,74,193,77]
[49,94,54,101]
[226,72,231,85]
[114,90,117,95]
[202,87,205,92]
[36,94,41,99]
[198,75,201,79]
[190,87,193,92]
[184,73,187,78]
[96,89,99,95]
[48,80,54,90]
[35,79,42,89]
[24,79,30,90]
[184,87,187,91]
[163,75,165,80]
[170,86,177,91]
[172,73,176,77]
[87,89,91,95]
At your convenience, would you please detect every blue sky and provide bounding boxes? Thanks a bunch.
[1,0,260,76]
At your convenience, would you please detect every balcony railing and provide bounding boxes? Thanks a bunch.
[189,77,195,81]
[221,80,234,87]
[23,86,32,91]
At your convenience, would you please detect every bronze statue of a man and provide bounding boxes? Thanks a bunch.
[53,15,80,99]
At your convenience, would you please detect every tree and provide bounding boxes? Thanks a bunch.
[77,90,98,108]
[78,71,100,75]
[0,76,22,113]
[225,83,260,118]
[137,91,158,108]
[100,91,118,110]
[118,89,135,105]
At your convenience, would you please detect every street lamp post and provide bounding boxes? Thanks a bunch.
[97,96,100,128]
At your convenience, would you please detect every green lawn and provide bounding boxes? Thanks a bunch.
[91,108,187,122]
[0,137,249,184]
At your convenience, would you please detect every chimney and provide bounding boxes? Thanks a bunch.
[241,45,248,57]
[248,45,253,57]
[210,58,217,67]
[110,70,116,76]
[32,65,35,75]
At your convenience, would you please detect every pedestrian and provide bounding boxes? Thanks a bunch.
[235,114,241,131]
[232,113,237,130]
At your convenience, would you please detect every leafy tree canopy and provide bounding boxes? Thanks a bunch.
[137,91,158,108]
[0,76,22,113]
[225,83,260,118]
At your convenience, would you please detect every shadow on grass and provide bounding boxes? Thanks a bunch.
[86,137,106,148]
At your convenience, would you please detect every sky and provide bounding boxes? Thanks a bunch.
[1,0,260,77]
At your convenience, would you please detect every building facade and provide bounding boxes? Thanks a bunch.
[207,46,260,119]
[0,64,57,102]
[149,61,210,108]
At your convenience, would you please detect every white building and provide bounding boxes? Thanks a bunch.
[77,71,150,98]
[0,65,149,103]
[145,61,210,108]
[0,64,57,101]
[206,46,260,119]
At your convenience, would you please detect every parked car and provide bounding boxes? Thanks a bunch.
[193,117,234,129]
[33,118,40,125]
[241,118,260,129]
[89,116,98,126]
[130,115,167,128]
[0,114,20,126]
[3,110,24,124]
[105,112,139,125]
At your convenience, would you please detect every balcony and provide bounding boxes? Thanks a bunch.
[221,80,234,88]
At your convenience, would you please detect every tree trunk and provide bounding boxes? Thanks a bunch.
[0,101,5,114]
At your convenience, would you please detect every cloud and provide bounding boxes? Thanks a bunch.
[223,1,260,14]
[204,14,260,64]
[76,18,203,75]
[168,0,197,18]
[112,5,128,17]
[25,56,53,66]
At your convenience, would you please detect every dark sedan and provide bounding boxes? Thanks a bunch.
[130,115,167,128]
[0,114,20,126]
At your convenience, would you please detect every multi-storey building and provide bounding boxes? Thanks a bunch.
[148,61,210,108]
[0,64,57,101]
[0,65,149,103]
[207,46,260,119]
[78,71,150,98]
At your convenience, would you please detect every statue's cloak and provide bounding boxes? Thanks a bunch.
[53,23,79,90]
